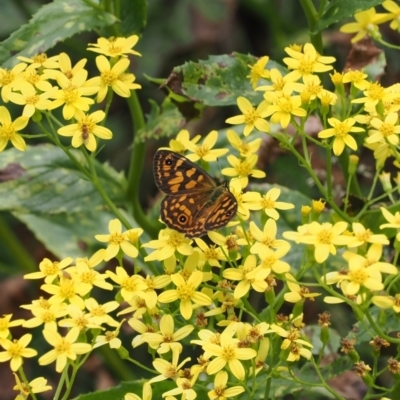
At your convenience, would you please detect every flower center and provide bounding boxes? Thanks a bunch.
[0,123,15,139]
[349,268,368,284]
[176,282,196,301]
[55,338,71,354]
[367,83,384,100]
[380,123,395,137]
[101,71,118,86]
[221,344,237,361]
[317,229,333,244]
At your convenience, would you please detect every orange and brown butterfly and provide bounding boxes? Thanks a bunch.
[153,149,238,238]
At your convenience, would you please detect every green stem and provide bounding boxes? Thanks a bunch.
[299,0,323,53]
[0,215,37,273]
[125,91,161,237]
[287,143,352,223]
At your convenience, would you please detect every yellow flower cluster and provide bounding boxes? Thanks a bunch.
[0,35,141,153]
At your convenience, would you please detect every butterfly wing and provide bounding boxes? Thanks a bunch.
[153,150,216,195]
[154,149,238,237]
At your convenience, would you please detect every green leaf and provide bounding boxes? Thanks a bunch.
[315,0,384,32]
[0,0,117,67]
[0,145,126,214]
[16,211,114,259]
[72,378,209,400]
[136,99,186,143]
[120,0,147,35]
[0,144,128,258]
[164,53,286,107]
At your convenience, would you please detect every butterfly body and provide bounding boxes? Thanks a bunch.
[153,150,237,238]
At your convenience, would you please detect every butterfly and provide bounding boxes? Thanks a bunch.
[153,150,238,238]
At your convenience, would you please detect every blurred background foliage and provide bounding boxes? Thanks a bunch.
[0,0,397,399]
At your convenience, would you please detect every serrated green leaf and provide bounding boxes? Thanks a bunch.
[120,0,147,35]
[0,145,126,214]
[0,0,118,67]
[164,53,286,107]
[136,99,186,143]
[315,0,384,32]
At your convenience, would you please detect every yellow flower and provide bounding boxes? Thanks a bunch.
[284,273,320,303]
[183,130,228,162]
[87,35,141,57]
[41,276,87,309]
[366,113,400,146]
[270,324,312,361]
[227,129,262,157]
[13,374,52,398]
[48,69,97,120]
[66,261,113,292]
[95,219,143,260]
[93,326,122,350]
[228,180,260,220]
[257,246,291,273]
[0,334,37,371]
[22,301,67,331]
[86,55,141,103]
[58,304,101,331]
[342,252,397,296]
[247,187,294,219]
[250,220,291,255]
[225,96,270,136]
[342,69,369,90]
[222,154,266,188]
[58,110,112,152]
[372,293,400,312]
[352,82,394,110]
[125,382,152,400]
[0,106,29,152]
[380,207,400,241]
[348,222,390,248]
[38,327,92,372]
[56,52,88,81]
[282,43,335,82]
[167,129,201,153]
[194,238,228,268]
[162,369,200,400]
[208,370,245,399]
[247,56,270,89]
[223,255,270,298]
[0,62,27,102]
[198,324,257,380]
[8,83,53,117]
[340,8,391,43]
[149,346,191,384]
[318,117,364,156]
[256,68,298,93]
[0,315,24,339]
[24,256,73,283]
[85,298,119,327]
[142,314,194,354]
[283,221,352,263]
[264,91,307,128]
[106,266,147,302]
[17,53,59,69]
[157,271,211,320]
[383,1,400,30]
[143,229,194,261]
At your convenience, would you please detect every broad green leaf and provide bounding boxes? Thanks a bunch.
[315,0,385,32]
[16,211,114,259]
[0,145,128,259]
[0,145,126,214]
[120,0,147,35]
[0,0,117,67]
[164,53,286,107]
